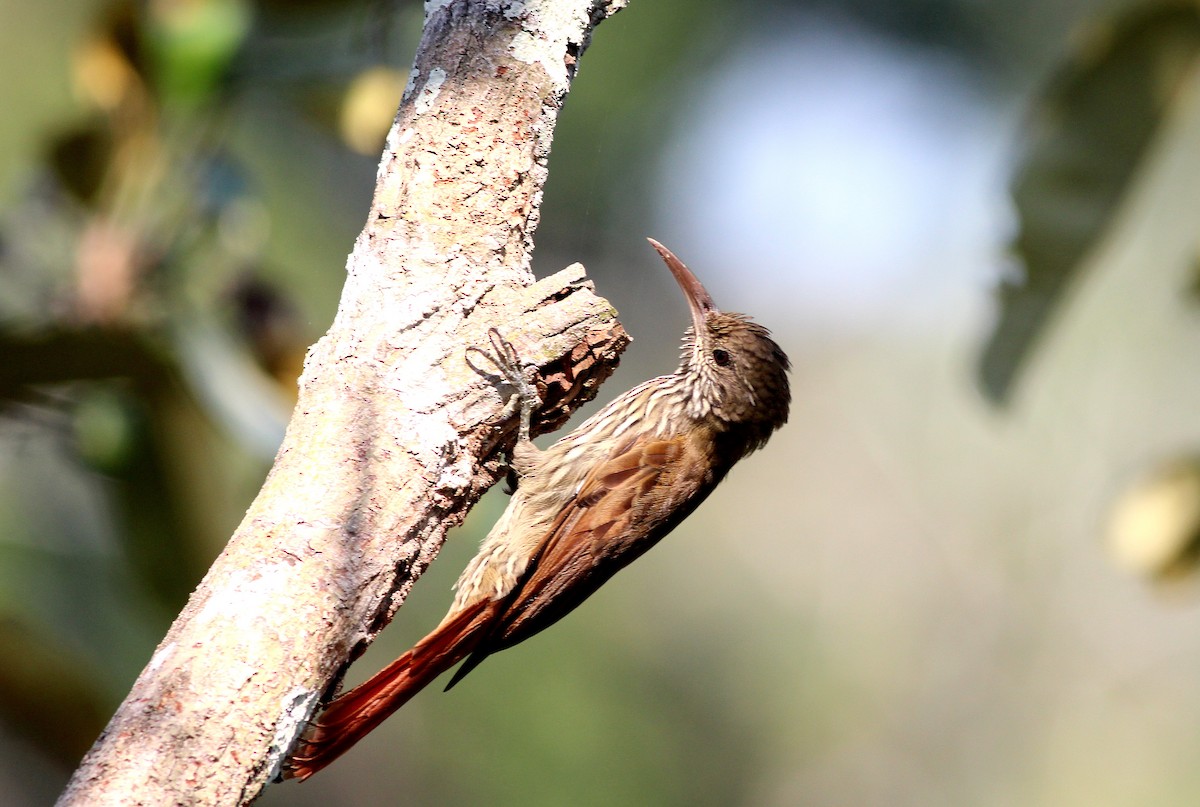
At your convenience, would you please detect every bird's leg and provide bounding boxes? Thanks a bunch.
[468,328,544,478]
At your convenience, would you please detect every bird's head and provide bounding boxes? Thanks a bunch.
[648,239,791,437]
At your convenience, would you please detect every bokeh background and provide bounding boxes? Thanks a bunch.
[4,0,1200,804]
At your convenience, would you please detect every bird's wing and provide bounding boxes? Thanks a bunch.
[445,427,719,688]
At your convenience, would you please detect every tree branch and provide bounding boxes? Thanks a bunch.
[57,1,630,803]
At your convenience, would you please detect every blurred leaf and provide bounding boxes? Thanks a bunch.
[173,313,289,459]
[1108,456,1200,585]
[73,384,139,472]
[339,66,407,156]
[225,273,307,386]
[979,3,1200,404]
[72,12,146,114]
[0,616,108,766]
[146,0,252,107]
[47,125,114,205]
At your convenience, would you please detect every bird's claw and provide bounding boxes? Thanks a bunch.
[468,328,542,443]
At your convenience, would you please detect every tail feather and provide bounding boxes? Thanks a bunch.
[286,599,494,780]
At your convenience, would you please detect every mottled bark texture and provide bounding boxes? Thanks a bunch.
[58,1,630,804]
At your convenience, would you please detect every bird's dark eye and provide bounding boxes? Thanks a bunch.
[712,348,732,367]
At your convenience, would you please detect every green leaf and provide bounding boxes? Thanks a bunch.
[979,3,1200,404]
[146,0,252,107]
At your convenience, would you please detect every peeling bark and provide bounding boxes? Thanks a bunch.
[58,1,630,804]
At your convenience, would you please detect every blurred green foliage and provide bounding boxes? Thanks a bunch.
[980,2,1200,403]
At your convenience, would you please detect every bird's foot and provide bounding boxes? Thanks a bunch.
[468,328,542,444]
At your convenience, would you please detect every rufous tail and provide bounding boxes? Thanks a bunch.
[286,599,494,781]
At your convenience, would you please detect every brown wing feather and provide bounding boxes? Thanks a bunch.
[445,427,720,688]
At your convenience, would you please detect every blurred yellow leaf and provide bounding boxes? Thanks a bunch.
[1109,458,1200,583]
[73,36,141,112]
[340,66,409,156]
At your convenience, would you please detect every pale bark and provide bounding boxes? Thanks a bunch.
[58,0,630,804]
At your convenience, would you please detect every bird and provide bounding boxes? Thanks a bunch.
[285,238,791,780]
